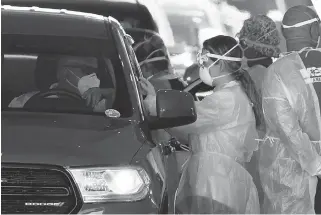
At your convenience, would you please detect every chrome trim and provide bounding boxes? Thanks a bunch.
[1,186,70,196]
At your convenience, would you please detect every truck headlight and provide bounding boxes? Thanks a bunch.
[67,166,150,203]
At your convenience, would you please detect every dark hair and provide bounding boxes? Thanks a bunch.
[203,35,265,131]
[243,47,273,68]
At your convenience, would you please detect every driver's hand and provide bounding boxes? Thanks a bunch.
[83,87,103,108]
[139,77,156,96]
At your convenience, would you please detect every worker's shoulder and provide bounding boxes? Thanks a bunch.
[264,53,302,79]
[260,55,292,84]
[270,52,298,68]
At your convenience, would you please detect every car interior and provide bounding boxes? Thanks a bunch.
[1,35,134,117]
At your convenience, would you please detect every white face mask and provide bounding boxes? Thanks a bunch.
[62,68,100,95]
[199,66,214,86]
[199,65,238,86]
[78,73,100,96]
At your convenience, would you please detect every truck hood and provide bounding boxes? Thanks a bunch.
[1,111,144,167]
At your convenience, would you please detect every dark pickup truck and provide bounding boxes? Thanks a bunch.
[1,5,196,214]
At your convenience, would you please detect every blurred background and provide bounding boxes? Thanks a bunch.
[153,0,313,81]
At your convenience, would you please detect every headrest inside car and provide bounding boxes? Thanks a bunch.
[2,54,38,95]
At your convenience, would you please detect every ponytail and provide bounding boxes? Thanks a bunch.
[203,35,266,134]
[233,69,266,133]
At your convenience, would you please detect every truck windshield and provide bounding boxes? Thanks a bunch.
[2,34,133,118]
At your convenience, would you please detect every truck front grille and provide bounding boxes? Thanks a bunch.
[1,164,81,214]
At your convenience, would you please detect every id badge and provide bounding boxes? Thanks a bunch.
[300,67,321,84]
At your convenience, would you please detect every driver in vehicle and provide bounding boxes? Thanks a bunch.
[8,56,115,112]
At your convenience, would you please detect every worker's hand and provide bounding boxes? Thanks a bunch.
[139,77,156,96]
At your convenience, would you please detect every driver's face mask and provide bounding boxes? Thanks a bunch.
[63,68,100,96]
[78,73,100,96]
[283,17,321,48]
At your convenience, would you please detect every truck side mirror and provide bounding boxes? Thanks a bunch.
[149,90,197,129]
